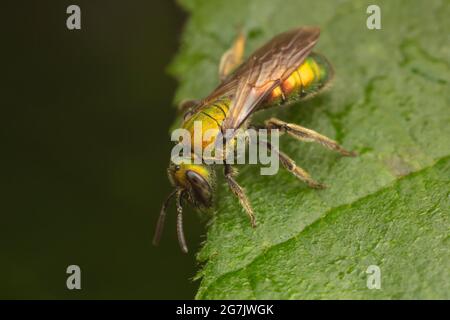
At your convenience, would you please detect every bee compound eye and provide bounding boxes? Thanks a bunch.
[185,170,212,207]
[174,165,180,171]
[186,170,203,185]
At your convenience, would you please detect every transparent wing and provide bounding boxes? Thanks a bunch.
[204,27,321,134]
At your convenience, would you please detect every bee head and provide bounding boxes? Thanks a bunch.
[168,160,214,208]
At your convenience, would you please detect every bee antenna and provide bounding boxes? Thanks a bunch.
[152,189,178,247]
[176,190,189,253]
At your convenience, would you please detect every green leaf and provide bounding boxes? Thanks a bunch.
[170,0,450,299]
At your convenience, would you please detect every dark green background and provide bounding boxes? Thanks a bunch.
[1,1,204,299]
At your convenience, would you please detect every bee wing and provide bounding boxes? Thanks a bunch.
[205,27,320,135]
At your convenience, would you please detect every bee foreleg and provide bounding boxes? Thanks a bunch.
[224,164,256,227]
[259,139,326,189]
[219,30,246,81]
[152,189,178,247]
[265,118,357,157]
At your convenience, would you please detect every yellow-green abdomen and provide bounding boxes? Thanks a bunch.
[182,99,230,149]
[265,52,333,107]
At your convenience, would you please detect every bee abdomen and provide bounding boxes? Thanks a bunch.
[265,52,333,107]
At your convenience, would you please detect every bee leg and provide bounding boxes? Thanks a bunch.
[265,117,357,157]
[219,30,246,81]
[176,190,189,254]
[152,189,178,247]
[224,164,256,227]
[260,139,327,189]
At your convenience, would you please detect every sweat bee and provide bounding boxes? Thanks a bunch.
[153,27,356,253]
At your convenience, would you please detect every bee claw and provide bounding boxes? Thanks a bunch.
[344,150,358,157]
[310,182,327,189]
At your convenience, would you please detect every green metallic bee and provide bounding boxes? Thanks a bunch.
[154,27,356,253]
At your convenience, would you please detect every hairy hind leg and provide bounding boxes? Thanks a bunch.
[219,30,246,81]
[265,117,357,157]
[224,164,256,227]
[260,139,326,189]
